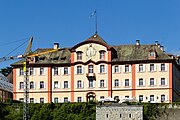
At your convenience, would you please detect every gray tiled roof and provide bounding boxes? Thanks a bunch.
[11,35,172,66]
[112,44,171,62]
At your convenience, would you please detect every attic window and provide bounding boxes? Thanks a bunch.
[150,51,155,57]
[51,57,59,61]
[61,56,66,60]
[148,50,156,60]
[39,57,45,61]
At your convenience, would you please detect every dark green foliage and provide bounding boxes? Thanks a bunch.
[0,67,12,76]
[0,101,173,120]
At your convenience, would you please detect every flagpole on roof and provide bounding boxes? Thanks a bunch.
[90,9,98,34]
[95,9,98,34]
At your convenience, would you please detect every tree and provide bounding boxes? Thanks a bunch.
[0,67,12,76]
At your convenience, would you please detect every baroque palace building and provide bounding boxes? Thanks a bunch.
[12,34,180,103]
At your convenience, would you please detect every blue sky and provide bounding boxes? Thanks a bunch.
[0,0,180,68]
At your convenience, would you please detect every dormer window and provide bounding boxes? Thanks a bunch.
[150,51,155,56]
[99,50,105,60]
[148,50,156,59]
[77,51,82,60]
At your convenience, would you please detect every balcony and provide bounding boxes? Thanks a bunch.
[86,73,96,78]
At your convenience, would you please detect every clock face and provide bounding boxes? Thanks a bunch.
[86,44,96,58]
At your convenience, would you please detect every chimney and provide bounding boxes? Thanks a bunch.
[136,39,140,45]
[54,43,59,49]
[160,46,164,52]
[155,41,159,45]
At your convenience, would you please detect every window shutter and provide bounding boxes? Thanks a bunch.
[87,81,89,88]
[43,68,46,75]
[52,68,54,75]
[52,81,54,89]
[58,67,61,75]
[58,81,60,88]
[119,65,121,73]
[129,65,132,72]
[34,82,36,89]
[143,64,146,72]
[68,81,70,88]
[105,65,107,73]
[104,80,106,87]
[44,82,46,89]
[112,66,115,73]
[165,95,168,101]
[122,65,125,72]
[148,78,150,86]
[129,79,131,86]
[82,81,84,88]
[33,68,36,75]
[143,79,146,86]
[154,78,156,86]
[136,65,139,72]
[165,64,167,71]
[148,64,150,71]
[38,68,40,75]
[165,78,168,85]
[75,81,78,88]
[159,78,161,86]
[154,96,156,102]
[159,64,161,71]
[68,67,70,75]
[62,67,64,75]
[154,64,156,71]
[82,66,84,74]
[137,79,139,86]
[93,81,96,88]
[74,66,77,74]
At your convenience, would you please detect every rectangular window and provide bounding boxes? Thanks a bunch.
[139,78,143,86]
[40,98,44,103]
[161,64,165,71]
[77,66,82,74]
[64,67,68,75]
[40,67,44,75]
[150,95,154,102]
[100,96,104,99]
[150,64,154,71]
[161,78,165,85]
[89,79,93,88]
[54,67,58,75]
[150,51,155,56]
[114,65,119,73]
[125,65,129,72]
[54,97,58,103]
[30,98,34,103]
[100,80,104,87]
[125,79,129,87]
[114,79,119,87]
[77,80,82,88]
[77,97,82,102]
[77,52,82,60]
[88,65,93,73]
[150,78,154,86]
[64,97,68,102]
[40,81,44,89]
[29,67,34,75]
[20,82,24,89]
[30,82,34,89]
[100,51,105,59]
[100,65,105,73]
[19,98,24,102]
[54,81,58,88]
[139,95,143,102]
[161,95,165,102]
[64,81,68,88]
[129,114,131,118]
[19,68,24,76]
[139,64,143,72]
